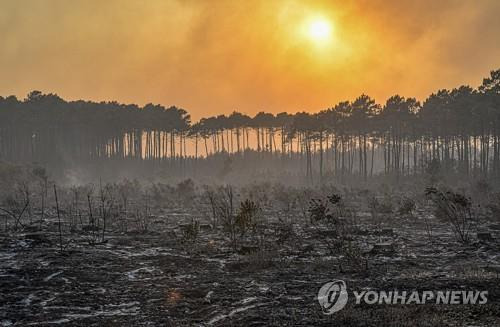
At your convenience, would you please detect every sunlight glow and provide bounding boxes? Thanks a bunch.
[308,18,332,43]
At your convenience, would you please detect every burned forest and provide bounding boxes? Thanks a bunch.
[1,1,500,325]
[1,70,499,326]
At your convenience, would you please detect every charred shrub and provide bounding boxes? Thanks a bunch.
[309,193,366,270]
[397,196,416,216]
[223,198,262,251]
[309,193,344,225]
[425,187,477,243]
[235,199,259,236]
[203,185,236,228]
[181,219,200,243]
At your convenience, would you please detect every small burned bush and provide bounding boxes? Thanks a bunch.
[223,199,262,251]
[181,219,200,243]
[206,185,262,251]
[309,193,366,270]
[309,194,343,225]
[235,199,259,236]
[425,187,477,243]
[309,194,357,242]
[397,196,416,216]
[203,185,236,228]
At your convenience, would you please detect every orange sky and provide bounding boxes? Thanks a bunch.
[1,0,500,120]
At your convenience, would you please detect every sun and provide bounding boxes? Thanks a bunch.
[308,18,332,43]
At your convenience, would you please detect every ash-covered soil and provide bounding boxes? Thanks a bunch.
[1,209,499,326]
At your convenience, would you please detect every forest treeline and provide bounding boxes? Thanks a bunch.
[1,69,499,182]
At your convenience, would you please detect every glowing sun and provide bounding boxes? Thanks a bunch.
[308,18,332,43]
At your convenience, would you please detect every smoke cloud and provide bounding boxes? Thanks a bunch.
[1,0,499,119]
